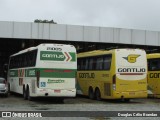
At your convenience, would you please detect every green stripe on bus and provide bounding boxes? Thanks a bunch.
[39,68,76,78]
[9,68,76,78]
[25,69,36,77]
[9,70,18,77]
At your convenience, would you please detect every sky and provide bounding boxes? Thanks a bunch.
[0,0,160,31]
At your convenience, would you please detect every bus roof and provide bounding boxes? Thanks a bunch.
[10,47,37,57]
[10,43,75,57]
[77,48,144,58]
[77,50,112,58]
[147,53,160,58]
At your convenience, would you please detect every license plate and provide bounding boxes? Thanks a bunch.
[54,90,61,93]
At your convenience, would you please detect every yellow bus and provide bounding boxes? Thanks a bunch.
[147,53,160,98]
[77,49,147,101]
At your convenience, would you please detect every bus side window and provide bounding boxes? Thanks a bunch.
[81,58,85,70]
[24,55,27,67]
[148,58,160,71]
[77,59,81,70]
[151,61,157,70]
[89,57,95,70]
[85,58,89,70]
[96,56,103,70]
[30,50,37,66]
[147,60,150,71]
[103,55,112,70]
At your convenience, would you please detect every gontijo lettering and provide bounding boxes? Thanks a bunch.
[79,73,95,78]
[149,73,160,78]
[42,54,64,59]
[118,68,146,72]
[40,51,66,61]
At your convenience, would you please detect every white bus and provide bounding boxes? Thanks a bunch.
[7,44,77,101]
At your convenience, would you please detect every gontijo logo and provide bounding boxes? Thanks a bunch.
[40,51,76,62]
[123,54,140,63]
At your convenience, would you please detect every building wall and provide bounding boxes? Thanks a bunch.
[0,21,160,46]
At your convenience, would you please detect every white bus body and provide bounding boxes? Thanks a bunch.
[8,44,77,100]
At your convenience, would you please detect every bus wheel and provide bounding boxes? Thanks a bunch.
[23,86,27,100]
[88,87,94,100]
[27,87,32,101]
[95,88,101,101]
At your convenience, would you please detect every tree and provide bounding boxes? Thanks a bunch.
[34,19,57,24]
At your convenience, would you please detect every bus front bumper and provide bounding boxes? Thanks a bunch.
[113,90,148,99]
[31,88,76,97]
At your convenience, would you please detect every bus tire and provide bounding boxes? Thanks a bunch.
[88,87,94,100]
[23,86,27,100]
[95,88,101,101]
[27,86,32,101]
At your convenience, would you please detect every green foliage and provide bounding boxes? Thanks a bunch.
[34,19,57,24]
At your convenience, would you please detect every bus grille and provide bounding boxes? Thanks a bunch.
[104,83,111,96]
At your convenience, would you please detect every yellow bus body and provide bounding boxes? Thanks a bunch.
[77,49,147,100]
[147,53,160,98]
